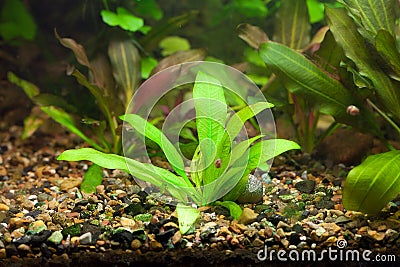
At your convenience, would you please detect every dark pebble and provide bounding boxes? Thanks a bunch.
[40,243,52,258]
[156,228,176,244]
[31,230,53,246]
[111,230,134,247]
[13,235,31,245]
[137,191,148,201]
[292,224,304,234]
[81,223,101,242]
[124,203,144,216]
[289,233,301,245]
[5,244,18,257]
[254,204,271,214]
[131,229,147,241]
[301,210,310,219]
[214,205,230,217]
[314,200,335,210]
[266,214,287,226]
[0,145,8,154]
[25,210,42,218]
[0,175,9,181]
[294,180,316,194]
[256,213,268,222]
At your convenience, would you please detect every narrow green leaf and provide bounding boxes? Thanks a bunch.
[326,6,400,120]
[176,203,200,234]
[259,41,382,137]
[108,40,141,108]
[120,114,190,184]
[225,102,273,141]
[215,201,243,220]
[343,150,400,214]
[7,71,39,99]
[33,93,77,112]
[273,0,310,49]
[41,106,103,151]
[57,148,199,203]
[81,164,103,193]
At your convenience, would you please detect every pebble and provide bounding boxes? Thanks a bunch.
[238,208,258,225]
[0,203,9,211]
[131,239,142,250]
[149,240,163,251]
[47,231,63,245]
[60,178,82,191]
[294,180,315,193]
[120,217,136,228]
[79,232,92,245]
[252,238,264,247]
[0,248,6,259]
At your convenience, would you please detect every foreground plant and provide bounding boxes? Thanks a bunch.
[58,70,300,233]
[244,0,400,214]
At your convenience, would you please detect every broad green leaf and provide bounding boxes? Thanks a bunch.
[258,41,382,137]
[306,0,325,23]
[237,23,269,49]
[0,0,37,41]
[233,0,268,18]
[159,36,191,56]
[7,72,39,99]
[375,30,400,79]
[193,71,228,185]
[101,7,144,32]
[326,7,400,121]
[57,148,199,203]
[120,114,190,184]
[215,201,243,220]
[193,71,227,155]
[343,150,400,214]
[81,164,103,194]
[108,40,141,108]
[41,106,104,151]
[176,203,200,234]
[340,0,397,43]
[273,0,310,50]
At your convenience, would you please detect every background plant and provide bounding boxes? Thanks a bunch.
[239,0,341,153]
[244,0,400,214]
[58,70,300,233]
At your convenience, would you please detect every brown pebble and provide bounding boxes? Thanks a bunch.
[60,178,82,191]
[230,237,239,246]
[149,240,163,251]
[0,248,6,259]
[131,239,142,250]
[0,203,9,211]
[172,231,181,244]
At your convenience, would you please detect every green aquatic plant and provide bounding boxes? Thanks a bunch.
[58,70,300,233]
[239,0,342,153]
[244,0,400,214]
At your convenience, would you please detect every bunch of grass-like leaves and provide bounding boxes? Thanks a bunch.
[58,71,299,233]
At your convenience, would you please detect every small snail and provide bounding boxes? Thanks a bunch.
[346,105,360,116]
[215,158,222,168]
